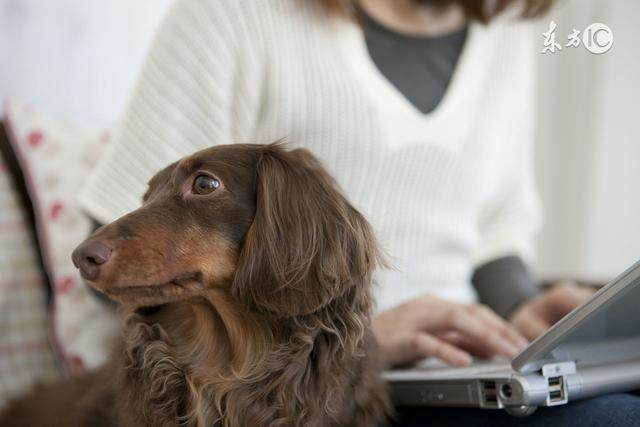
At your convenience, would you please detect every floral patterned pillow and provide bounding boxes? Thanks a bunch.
[0,123,59,407]
[4,102,118,375]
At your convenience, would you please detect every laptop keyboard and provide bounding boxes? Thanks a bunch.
[410,358,512,377]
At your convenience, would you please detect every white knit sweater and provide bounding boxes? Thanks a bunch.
[79,0,542,312]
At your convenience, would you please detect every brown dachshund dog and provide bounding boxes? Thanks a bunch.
[0,143,391,427]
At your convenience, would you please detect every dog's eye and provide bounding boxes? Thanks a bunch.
[192,175,220,195]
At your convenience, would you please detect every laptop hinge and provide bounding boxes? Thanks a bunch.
[541,361,575,406]
[541,361,576,377]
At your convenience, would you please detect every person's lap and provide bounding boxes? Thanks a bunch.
[393,393,640,427]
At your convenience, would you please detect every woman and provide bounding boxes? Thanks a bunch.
[80,0,639,424]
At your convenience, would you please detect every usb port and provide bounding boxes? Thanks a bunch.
[548,376,561,387]
[482,381,499,407]
[547,376,565,403]
[550,390,562,400]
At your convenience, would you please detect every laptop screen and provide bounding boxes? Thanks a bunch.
[512,260,640,373]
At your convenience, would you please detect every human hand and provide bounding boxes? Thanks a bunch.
[509,281,595,341]
[372,295,528,367]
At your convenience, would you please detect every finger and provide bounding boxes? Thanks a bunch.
[447,310,522,358]
[418,300,524,357]
[514,310,550,341]
[473,305,528,349]
[549,284,595,320]
[435,331,463,342]
[414,333,473,367]
[448,307,527,352]
[559,286,594,311]
[438,332,497,359]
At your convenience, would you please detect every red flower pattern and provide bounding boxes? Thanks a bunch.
[49,201,64,220]
[57,276,75,295]
[68,354,86,373]
[27,130,44,147]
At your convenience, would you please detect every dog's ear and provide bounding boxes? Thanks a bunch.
[232,145,381,318]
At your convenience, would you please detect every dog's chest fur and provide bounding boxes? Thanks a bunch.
[116,307,222,426]
[113,301,387,427]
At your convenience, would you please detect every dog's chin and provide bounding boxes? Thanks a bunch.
[88,271,204,308]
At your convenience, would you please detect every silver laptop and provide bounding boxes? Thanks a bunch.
[384,259,640,416]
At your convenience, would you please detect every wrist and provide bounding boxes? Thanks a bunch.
[472,256,540,318]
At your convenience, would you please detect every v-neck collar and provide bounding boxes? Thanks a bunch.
[336,17,486,153]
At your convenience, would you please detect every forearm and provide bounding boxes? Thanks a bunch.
[472,256,540,319]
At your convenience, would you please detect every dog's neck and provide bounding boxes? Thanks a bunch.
[117,288,370,426]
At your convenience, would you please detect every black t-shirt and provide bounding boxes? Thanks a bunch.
[361,10,467,114]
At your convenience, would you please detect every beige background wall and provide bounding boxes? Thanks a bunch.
[534,0,640,281]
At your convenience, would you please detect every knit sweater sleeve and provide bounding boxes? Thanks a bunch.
[78,0,262,223]
[473,139,542,267]
[470,135,543,316]
[470,112,543,314]
[471,18,543,268]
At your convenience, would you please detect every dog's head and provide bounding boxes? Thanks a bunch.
[73,143,380,317]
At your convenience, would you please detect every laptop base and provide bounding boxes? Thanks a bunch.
[385,358,640,416]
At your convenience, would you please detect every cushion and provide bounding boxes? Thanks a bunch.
[3,102,118,375]
[0,122,59,407]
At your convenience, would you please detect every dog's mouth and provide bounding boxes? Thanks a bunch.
[94,271,204,306]
[135,304,167,317]
[108,271,202,294]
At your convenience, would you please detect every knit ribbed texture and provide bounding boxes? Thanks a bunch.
[79,0,542,312]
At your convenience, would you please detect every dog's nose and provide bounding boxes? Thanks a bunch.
[72,241,112,281]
